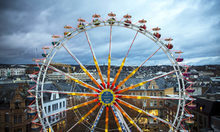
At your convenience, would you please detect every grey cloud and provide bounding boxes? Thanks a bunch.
[0,0,219,65]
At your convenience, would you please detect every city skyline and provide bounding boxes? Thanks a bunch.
[0,0,220,65]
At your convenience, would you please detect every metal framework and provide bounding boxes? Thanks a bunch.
[28,13,195,132]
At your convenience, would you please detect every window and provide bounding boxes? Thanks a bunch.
[5,113,9,122]
[154,101,157,106]
[152,85,154,89]
[56,103,58,110]
[149,118,154,124]
[154,92,157,96]
[60,113,62,118]
[52,115,55,122]
[14,115,17,124]
[49,116,51,123]
[56,114,58,120]
[15,102,20,109]
[63,101,65,107]
[44,107,47,113]
[53,94,56,100]
[18,115,22,123]
[150,101,154,107]
[160,92,163,96]
[52,104,55,111]
[60,102,62,108]
[159,101,163,107]
[48,106,51,113]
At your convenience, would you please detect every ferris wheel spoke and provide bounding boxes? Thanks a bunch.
[107,26,112,88]
[62,45,103,90]
[77,102,101,124]
[91,105,105,132]
[68,98,99,110]
[67,103,101,132]
[116,98,175,129]
[84,31,106,88]
[114,102,142,132]
[110,31,139,89]
[113,47,161,91]
[116,94,184,100]
[41,90,99,97]
[105,106,109,132]
[110,106,123,132]
[115,70,176,94]
[48,65,100,93]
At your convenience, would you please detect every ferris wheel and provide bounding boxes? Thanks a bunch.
[27,13,196,132]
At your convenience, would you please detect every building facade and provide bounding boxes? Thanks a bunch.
[0,83,32,132]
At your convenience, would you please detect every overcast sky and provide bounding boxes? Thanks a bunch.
[0,0,219,65]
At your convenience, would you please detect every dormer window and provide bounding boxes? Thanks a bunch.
[53,94,56,100]
[152,85,154,89]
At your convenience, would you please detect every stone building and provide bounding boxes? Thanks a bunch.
[122,77,176,132]
[0,83,32,132]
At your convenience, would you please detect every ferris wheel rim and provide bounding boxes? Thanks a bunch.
[35,20,187,132]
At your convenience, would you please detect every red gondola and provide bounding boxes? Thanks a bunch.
[77,18,85,22]
[165,38,173,41]
[185,119,194,125]
[92,14,101,18]
[42,46,50,50]
[175,51,184,54]
[176,58,184,62]
[27,109,37,115]
[108,12,116,17]
[165,43,173,49]
[124,19,131,26]
[183,72,190,77]
[186,88,195,93]
[123,14,132,19]
[187,103,196,109]
[153,32,161,39]
[138,19,147,23]
[31,124,40,131]
[27,95,35,100]
[92,14,101,26]
[152,27,161,31]
[139,24,146,31]
[64,25,72,29]
[64,32,71,36]
[52,35,60,38]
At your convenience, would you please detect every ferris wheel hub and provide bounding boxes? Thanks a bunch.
[99,89,115,106]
